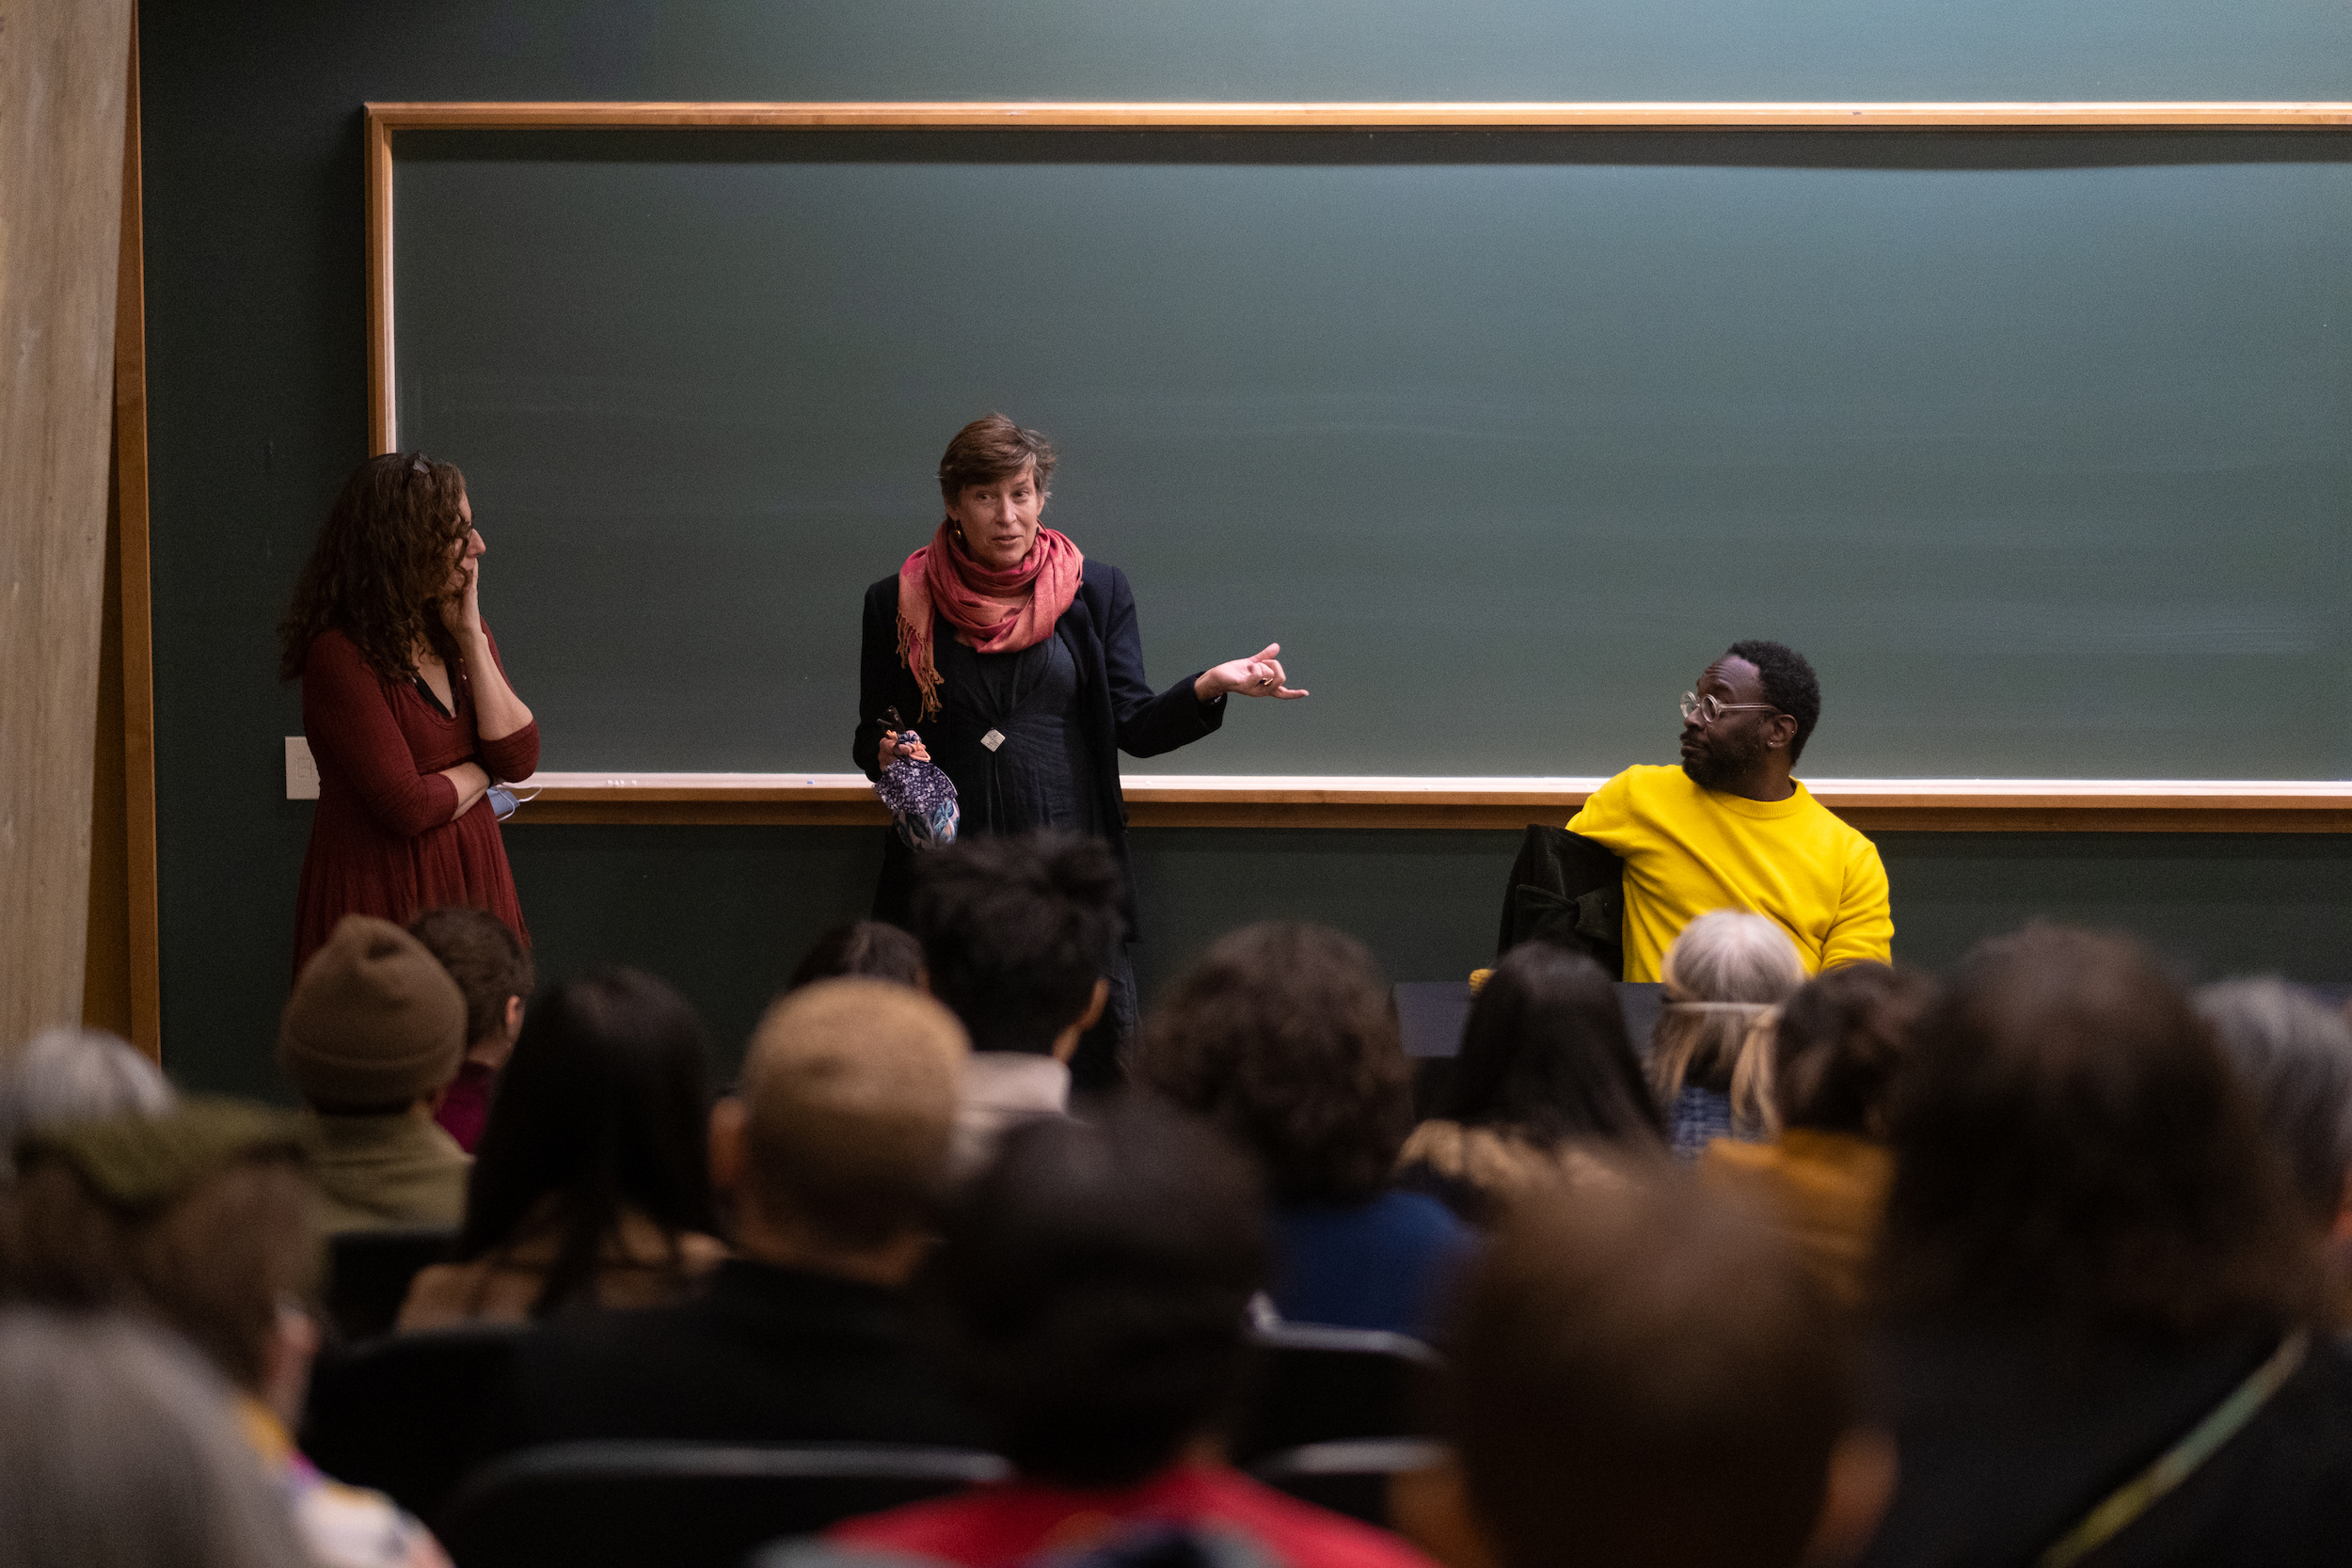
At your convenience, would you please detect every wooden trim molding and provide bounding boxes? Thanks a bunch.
[117,20,160,1058]
[364,109,396,454]
[503,773,2352,833]
[365,102,2352,133]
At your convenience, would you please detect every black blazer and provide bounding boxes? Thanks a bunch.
[855,558,1225,938]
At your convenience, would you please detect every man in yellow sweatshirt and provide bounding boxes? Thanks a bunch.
[1566,640,1891,983]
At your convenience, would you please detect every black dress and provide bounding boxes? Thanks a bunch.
[930,632,1102,842]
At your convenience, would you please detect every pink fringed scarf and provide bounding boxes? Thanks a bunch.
[897,523,1084,720]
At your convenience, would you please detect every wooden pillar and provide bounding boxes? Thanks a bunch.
[1,0,138,1047]
[79,16,161,1060]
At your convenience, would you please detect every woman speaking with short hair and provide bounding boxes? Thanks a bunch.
[855,415,1302,1051]
[280,452,538,976]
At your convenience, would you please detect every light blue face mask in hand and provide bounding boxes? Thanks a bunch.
[486,784,537,822]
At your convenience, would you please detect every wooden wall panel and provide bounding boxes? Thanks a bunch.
[1,0,136,1048]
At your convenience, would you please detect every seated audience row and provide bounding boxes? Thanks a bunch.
[475,976,981,1453]
[1397,939,1665,1223]
[805,1105,1436,1568]
[407,906,533,1153]
[0,1027,175,1198]
[1651,907,1808,1156]
[1700,959,1936,1308]
[278,915,471,1235]
[1,1093,446,1567]
[1133,921,1473,1338]
[2197,975,2352,1314]
[399,967,724,1328]
[12,826,2352,1568]
[0,1310,312,1568]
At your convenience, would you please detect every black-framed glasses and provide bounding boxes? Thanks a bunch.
[1679,691,1780,726]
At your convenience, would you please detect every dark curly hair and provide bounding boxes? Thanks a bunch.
[1768,960,1936,1139]
[1724,639,1821,764]
[936,414,1057,504]
[1131,922,1412,1205]
[911,832,1125,1055]
[925,1103,1267,1486]
[1876,924,2322,1338]
[278,451,470,682]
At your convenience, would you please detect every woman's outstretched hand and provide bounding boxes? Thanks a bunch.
[1197,643,1308,702]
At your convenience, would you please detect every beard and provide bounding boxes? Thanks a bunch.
[1681,725,1772,792]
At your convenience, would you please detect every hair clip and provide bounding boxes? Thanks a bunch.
[409,452,431,476]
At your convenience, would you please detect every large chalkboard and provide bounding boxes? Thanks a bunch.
[390,125,2352,779]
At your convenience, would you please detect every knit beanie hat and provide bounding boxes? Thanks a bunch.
[278,914,466,1107]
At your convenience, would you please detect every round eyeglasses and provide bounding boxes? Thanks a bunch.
[1679,691,1780,726]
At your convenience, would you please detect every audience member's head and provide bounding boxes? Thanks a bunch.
[0,1310,310,1568]
[787,919,927,994]
[1437,1173,1888,1568]
[1134,923,1412,1207]
[277,914,465,1114]
[2,1101,320,1416]
[911,832,1124,1058]
[1441,942,1664,1149]
[1766,961,1938,1140]
[718,978,968,1277]
[1,1027,173,1181]
[927,1102,1267,1486]
[1879,926,2322,1338]
[1651,910,1806,1121]
[408,906,534,1065]
[2195,977,2352,1229]
[456,967,718,1316]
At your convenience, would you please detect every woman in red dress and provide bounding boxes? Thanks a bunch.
[280,452,538,977]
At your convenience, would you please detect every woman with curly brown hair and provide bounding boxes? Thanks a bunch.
[280,452,537,976]
[1131,922,1470,1338]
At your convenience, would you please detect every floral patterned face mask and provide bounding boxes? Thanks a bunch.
[875,709,960,851]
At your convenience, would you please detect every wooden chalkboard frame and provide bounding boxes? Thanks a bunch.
[362,102,2352,832]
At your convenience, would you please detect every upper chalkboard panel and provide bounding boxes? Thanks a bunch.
[389,124,2352,779]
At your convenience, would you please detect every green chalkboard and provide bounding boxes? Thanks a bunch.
[392,128,2352,780]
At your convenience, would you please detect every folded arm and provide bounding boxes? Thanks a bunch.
[303,637,469,835]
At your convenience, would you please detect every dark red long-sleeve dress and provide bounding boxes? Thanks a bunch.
[292,626,539,976]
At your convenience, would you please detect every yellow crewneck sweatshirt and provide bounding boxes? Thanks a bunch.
[1565,764,1893,982]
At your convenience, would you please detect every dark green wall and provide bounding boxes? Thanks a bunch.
[139,2,2352,1097]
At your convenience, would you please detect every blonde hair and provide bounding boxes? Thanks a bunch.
[1649,911,1806,1132]
[739,977,969,1247]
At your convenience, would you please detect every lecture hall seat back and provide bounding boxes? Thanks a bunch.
[437,1441,1008,1568]
[1246,1437,1451,1528]
[1230,1323,1443,1465]
[324,1224,459,1342]
[301,1323,528,1525]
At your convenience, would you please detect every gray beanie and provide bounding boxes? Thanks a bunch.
[278,915,466,1107]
